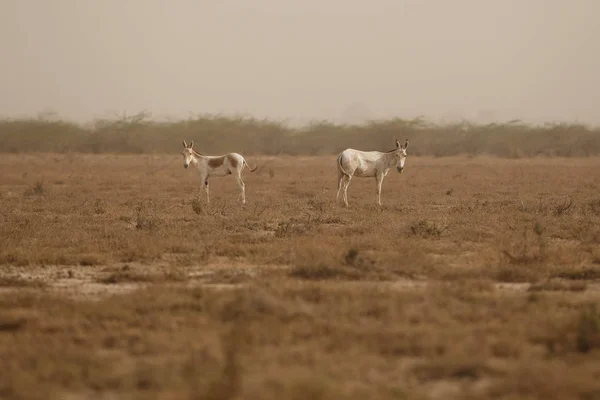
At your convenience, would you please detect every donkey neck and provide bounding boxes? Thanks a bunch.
[380,151,398,168]
[191,150,204,162]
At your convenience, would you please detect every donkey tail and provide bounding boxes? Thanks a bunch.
[244,159,258,172]
[337,153,351,177]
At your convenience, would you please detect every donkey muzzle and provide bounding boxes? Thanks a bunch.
[397,166,404,173]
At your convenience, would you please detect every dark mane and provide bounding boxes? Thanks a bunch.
[192,149,203,156]
[384,148,398,153]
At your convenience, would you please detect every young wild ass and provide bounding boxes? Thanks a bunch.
[181,140,257,204]
[336,139,409,207]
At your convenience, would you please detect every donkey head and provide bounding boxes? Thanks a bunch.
[395,139,409,173]
[182,140,195,169]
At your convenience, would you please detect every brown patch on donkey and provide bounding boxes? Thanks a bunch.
[208,157,225,168]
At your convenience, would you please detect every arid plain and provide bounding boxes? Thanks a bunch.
[1,153,600,400]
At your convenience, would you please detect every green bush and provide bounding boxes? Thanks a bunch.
[1,112,599,157]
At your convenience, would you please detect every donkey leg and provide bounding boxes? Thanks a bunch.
[204,179,210,204]
[343,176,352,207]
[336,170,344,203]
[199,174,208,204]
[235,174,246,204]
[376,173,384,206]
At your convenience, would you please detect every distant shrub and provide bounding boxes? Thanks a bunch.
[1,113,600,157]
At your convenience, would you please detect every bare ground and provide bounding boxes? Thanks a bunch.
[1,153,600,399]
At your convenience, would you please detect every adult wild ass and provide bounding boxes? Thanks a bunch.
[181,140,257,204]
[336,139,409,207]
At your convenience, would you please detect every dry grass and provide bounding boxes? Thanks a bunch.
[1,153,600,399]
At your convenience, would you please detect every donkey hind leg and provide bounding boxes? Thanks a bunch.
[342,175,352,207]
[235,174,246,204]
[336,169,344,203]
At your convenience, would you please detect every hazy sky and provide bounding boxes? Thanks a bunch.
[1,0,599,125]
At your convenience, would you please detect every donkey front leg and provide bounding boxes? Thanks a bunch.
[376,172,384,206]
[198,174,209,204]
[204,178,210,204]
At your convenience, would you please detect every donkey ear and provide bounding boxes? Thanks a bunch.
[189,140,194,148]
[182,140,188,148]
[403,139,409,150]
[396,139,401,149]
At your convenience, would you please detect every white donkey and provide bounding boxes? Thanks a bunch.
[181,140,257,204]
[336,139,409,207]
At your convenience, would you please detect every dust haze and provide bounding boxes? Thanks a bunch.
[1,0,599,125]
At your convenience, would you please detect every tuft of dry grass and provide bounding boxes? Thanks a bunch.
[409,219,447,238]
[23,180,46,197]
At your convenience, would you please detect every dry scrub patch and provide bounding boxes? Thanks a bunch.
[1,154,600,398]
